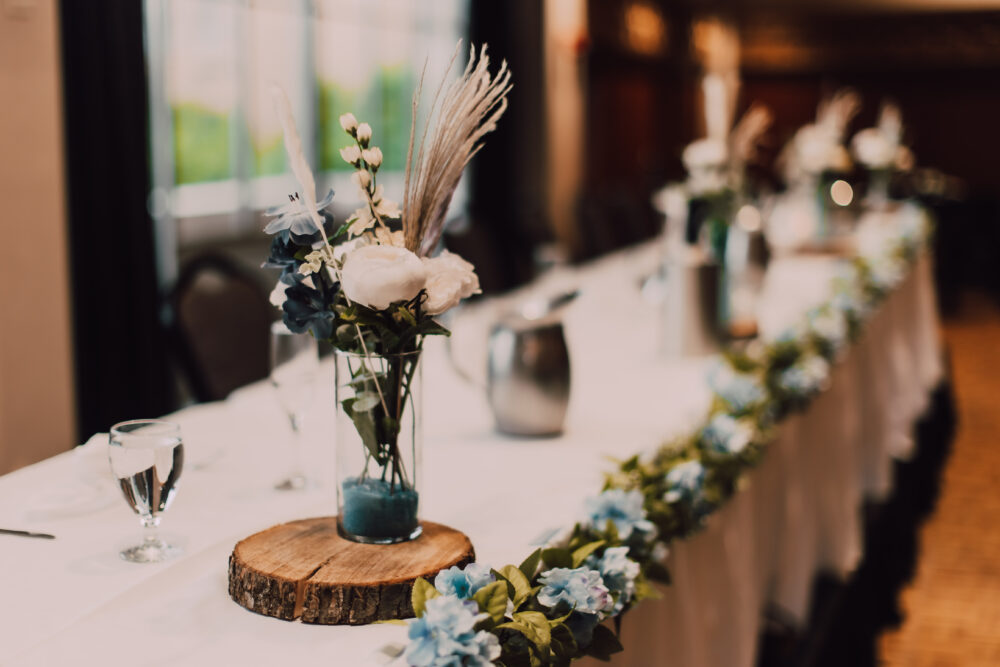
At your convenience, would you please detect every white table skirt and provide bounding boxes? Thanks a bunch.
[0,207,941,667]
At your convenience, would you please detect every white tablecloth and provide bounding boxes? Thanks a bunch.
[0,207,941,667]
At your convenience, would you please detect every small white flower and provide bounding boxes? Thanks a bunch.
[299,246,334,276]
[373,226,405,247]
[339,112,358,134]
[351,169,371,191]
[362,147,382,169]
[371,184,401,219]
[269,281,288,308]
[356,122,372,144]
[347,206,376,237]
[339,145,361,165]
[340,244,427,310]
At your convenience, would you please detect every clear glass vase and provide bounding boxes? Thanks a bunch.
[335,349,422,544]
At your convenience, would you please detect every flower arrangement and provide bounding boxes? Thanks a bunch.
[399,205,932,665]
[264,44,511,542]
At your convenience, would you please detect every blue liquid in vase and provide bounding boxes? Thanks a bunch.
[340,477,420,543]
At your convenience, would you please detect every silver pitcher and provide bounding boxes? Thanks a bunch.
[486,298,573,437]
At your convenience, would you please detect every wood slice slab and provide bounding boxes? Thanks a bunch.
[228,517,474,625]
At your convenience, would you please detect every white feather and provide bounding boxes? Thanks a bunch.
[270,84,323,230]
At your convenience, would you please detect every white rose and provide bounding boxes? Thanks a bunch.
[362,147,383,169]
[340,145,361,165]
[420,250,481,315]
[340,245,426,310]
[356,123,372,144]
[339,112,358,134]
[852,128,896,169]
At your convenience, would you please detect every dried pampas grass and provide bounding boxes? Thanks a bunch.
[730,104,772,165]
[403,42,512,257]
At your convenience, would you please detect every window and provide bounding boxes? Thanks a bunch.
[144,0,468,284]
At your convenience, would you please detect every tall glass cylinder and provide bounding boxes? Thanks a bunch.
[335,349,422,544]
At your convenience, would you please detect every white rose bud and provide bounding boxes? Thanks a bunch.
[420,250,481,315]
[340,245,426,310]
[339,112,358,135]
[362,147,383,169]
[351,169,372,191]
[356,122,372,146]
[340,145,362,165]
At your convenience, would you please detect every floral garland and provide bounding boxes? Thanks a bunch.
[400,208,932,666]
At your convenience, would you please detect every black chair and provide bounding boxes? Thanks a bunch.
[166,253,274,403]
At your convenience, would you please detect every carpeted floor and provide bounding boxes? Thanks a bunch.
[879,292,1000,666]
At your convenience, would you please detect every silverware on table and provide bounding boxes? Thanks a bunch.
[0,528,56,539]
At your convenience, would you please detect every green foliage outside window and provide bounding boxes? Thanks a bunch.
[171,65,416,185]
[318,64,415,173]
[172,103,232,184]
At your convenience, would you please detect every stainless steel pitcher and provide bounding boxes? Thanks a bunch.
[486,310,571,437]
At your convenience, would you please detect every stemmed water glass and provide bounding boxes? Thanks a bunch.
[108,420,184,563]
[270,321,319,491]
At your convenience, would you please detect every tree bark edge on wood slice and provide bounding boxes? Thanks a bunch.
[228,516,474,625]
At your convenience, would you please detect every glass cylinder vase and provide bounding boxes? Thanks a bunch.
[335,349,422,544]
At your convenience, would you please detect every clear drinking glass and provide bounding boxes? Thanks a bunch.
[270,321,319,491]
[108,420,184,563]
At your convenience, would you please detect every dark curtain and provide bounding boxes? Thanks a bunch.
[60,1,173,441]
[460,0,545,292]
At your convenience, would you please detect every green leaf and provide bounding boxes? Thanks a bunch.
[473,581,509,624]
[499,565,533,608]
[571,540,605,568]
[519,549,542,581]
[498,612,552,656]
[352,391,380,412]
[585,623,624,661]
[541,548,572,570]
[342,398,379,460]
[411,577,439,617]
[514,611,552,652]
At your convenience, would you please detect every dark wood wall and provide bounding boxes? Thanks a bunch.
[580,3,1000,264]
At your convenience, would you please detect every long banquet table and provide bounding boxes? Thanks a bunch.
[0,204,942,666]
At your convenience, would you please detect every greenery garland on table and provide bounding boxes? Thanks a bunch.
[399,207,932,667]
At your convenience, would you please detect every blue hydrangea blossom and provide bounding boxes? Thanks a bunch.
[582,489,655,541]
[586,546,640,615]
[778,354,830,397]
[807,306,848,350]
[701,413,754,456]
[708,363,766,412]
[405,596,500,667]
[664,459,706,504]
[434,563,495,599]
[537,566,612,616]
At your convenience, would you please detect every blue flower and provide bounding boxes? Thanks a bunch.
[701,414,754,456]
[434,563,495,599]
[778,354,829,397]
[582,489,655,541]
[708,363,766,412]
[281,279,337,340]
[264,189,337,247]
[807,306,848,350]
[405,596,500,667]
[587,546,640,615]
[537,567,611,616]
[664,460,706,504]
